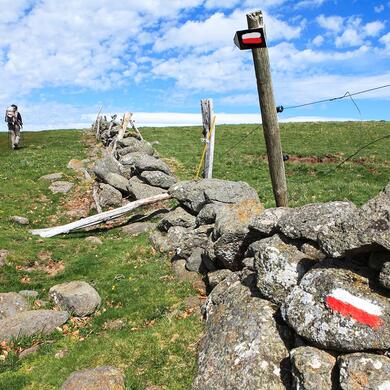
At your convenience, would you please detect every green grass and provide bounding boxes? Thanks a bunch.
[142,121,390,207]
[0,130,202,390]
[0,121,389,389]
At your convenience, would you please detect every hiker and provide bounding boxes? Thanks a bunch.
[5,104,23,149]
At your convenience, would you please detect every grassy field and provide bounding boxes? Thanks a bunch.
[0,121,389,389]
[0,130,202,389]
[142,121,390,207]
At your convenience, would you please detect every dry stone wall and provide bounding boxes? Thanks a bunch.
[92,124,390,389]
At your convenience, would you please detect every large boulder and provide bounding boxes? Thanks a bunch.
[49,181,74,194]
[92,155,123,180]
[49,281,101,317]
[278,201,357,242]
[120,153,172,175]
[128,176,166,200]
[98,184,122,208]
[0,292,29,319]
[157,207,196,232]
[61,366,125,390]
[0,310,69,341]
[282,266,390,351]
[169,179,259,214]
[103,173,130,194]
[140,170,176,189]
[318,187,390,257]
[212,200,264,270]
[117,137,154,156]
[193,273,292,389]
[338,353,390,390]
[249,207,291,236]
[290,346,336,390]
[254,234,316,305]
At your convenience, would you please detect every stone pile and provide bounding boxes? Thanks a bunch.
[148,179,390,389]
[0,281,100,343]
[92,134,176,209]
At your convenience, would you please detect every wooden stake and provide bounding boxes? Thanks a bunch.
[94,105,103,140]
[201,99,215,178]
[247,11,288,207]
[30,193,171,238]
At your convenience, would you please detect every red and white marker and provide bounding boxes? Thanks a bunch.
[242,32,263,45]
[326,288,383,329]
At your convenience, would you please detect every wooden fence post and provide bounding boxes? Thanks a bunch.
[201,99,216,178]
[246,11,288,207]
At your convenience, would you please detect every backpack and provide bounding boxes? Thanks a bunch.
[5,107,16,124]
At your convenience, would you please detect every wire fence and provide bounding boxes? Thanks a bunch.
[202,83,390,199]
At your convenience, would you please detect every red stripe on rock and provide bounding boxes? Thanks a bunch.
[326,296,383,329]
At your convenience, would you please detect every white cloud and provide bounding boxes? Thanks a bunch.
[312,35,324,46]
[316,15,344,32]
[379,32,390,49]
[295,0,325,9]
[335,28,363,48]
[374,4,385,13]
[364,21,385,36]
[154,10,302,53]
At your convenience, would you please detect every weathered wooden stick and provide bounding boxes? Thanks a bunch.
[94,105,103,140]
[30,193,171,238]
[92,183,103,214]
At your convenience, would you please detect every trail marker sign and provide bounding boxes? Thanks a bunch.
[234,28,266,50]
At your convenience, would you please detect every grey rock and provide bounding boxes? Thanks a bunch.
[249,207,291,236]
[300,242,327,260]
[49,181,74,194]
[149,230,172,253]
[19,344,40,358]
[196,204,219,225]
[0,249,8,267]
[255,234,316,305]
[85,236,103,245]
[103,173,130,193]
[379,262,390,289]
[49,281,101,317]
[0,292,29,319]
[67,159,87,171]
[120,152,172,175]
[140,170,176,189]
[18,290,39,298]
[158,207,196,232]
[39,172,63,181]
[171,259,204,288]
[169,179,260,214]
[212,201,264,270]
[128,176,166,200]
[282,267,390,351]
[121,222,156,236]
[61,366,125,390]
[278,201,357,242]
[242,257,255,270]
[206,269,233,291]
[117,137,154,156]
[98,183,122,208]
[338,353,390,390]
[185,247,205,273]
[290,346,336,390]
[92,156,122,180]
[169,225,213,260]
[318,188,390,257]
[0,310,69,341]
[194,273,291,390]
[10,215,29,225]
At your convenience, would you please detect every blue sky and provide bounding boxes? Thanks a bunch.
[0,0,389,130]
